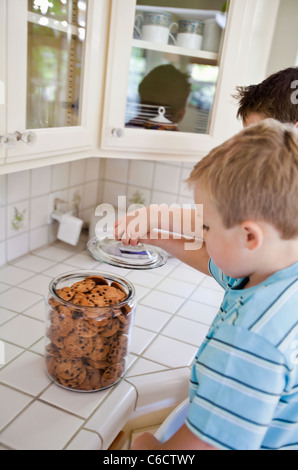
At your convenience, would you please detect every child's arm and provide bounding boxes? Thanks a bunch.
[131,425,217,451]
[114,206,210,275]
[146,236,210,276]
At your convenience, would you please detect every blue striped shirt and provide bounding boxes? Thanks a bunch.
[186,259,298,450]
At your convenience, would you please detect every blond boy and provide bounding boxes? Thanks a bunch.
[117,120,298,450]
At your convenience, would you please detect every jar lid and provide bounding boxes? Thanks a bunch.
[87,237,167,270]
[148,106,174,124]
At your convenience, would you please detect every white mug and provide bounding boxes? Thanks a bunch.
[175,20,204,50]
[135,11,177,45]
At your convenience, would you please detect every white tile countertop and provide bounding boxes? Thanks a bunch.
[0,233,224,450]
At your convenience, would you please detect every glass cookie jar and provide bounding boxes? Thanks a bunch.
[45,271,136,392]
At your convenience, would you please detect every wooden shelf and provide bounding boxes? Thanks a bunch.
[131,39,219,65]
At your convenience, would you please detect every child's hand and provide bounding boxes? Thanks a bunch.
[114,206,150,247]
[131,432,161,450]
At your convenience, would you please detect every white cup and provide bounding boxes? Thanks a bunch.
[175,19,204,50]
[177,32,203,50]
[134,11,177,45]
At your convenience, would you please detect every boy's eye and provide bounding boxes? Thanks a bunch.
[203,225,209,232]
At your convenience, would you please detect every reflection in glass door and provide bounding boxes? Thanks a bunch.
[125,0,228,134]
[27,0,88,129]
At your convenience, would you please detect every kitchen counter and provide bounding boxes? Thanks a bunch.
[0,232,224,450]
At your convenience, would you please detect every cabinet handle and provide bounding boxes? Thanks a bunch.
[112,128,124,138]
[0,131,37,148]
[15,131,37,145]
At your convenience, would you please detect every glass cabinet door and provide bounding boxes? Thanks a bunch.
[27,0,88,129]
[125,0,228,135]
[5,0,104,164]
[102,0,279,159]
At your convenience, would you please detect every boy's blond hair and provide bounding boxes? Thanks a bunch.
[187,119,298,239]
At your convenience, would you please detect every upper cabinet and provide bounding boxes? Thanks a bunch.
[0,0,282,173]
[101,0,280,160]
[1,0,109,173]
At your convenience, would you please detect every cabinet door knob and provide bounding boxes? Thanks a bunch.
[112,128,124,138]
[15,131,37,145]
[0,131,37,148]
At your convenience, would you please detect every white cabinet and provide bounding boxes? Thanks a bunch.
[0,0,281,174]
[101,0,280,161]
[0,0,109,174]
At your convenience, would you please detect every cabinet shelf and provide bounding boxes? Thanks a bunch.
[131,39,219,65]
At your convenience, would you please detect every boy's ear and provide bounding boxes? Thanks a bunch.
[241,221,263,251]
[295,121,298,129]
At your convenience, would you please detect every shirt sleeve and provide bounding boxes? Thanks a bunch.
[186,324,288,450]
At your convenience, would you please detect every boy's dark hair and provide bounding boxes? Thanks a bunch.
[234,67,298,124]
[138,64,191,120]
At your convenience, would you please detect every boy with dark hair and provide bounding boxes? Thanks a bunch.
[234,66,298,127]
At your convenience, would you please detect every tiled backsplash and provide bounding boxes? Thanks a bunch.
[101,159,195,208]
[0,157,196,267]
